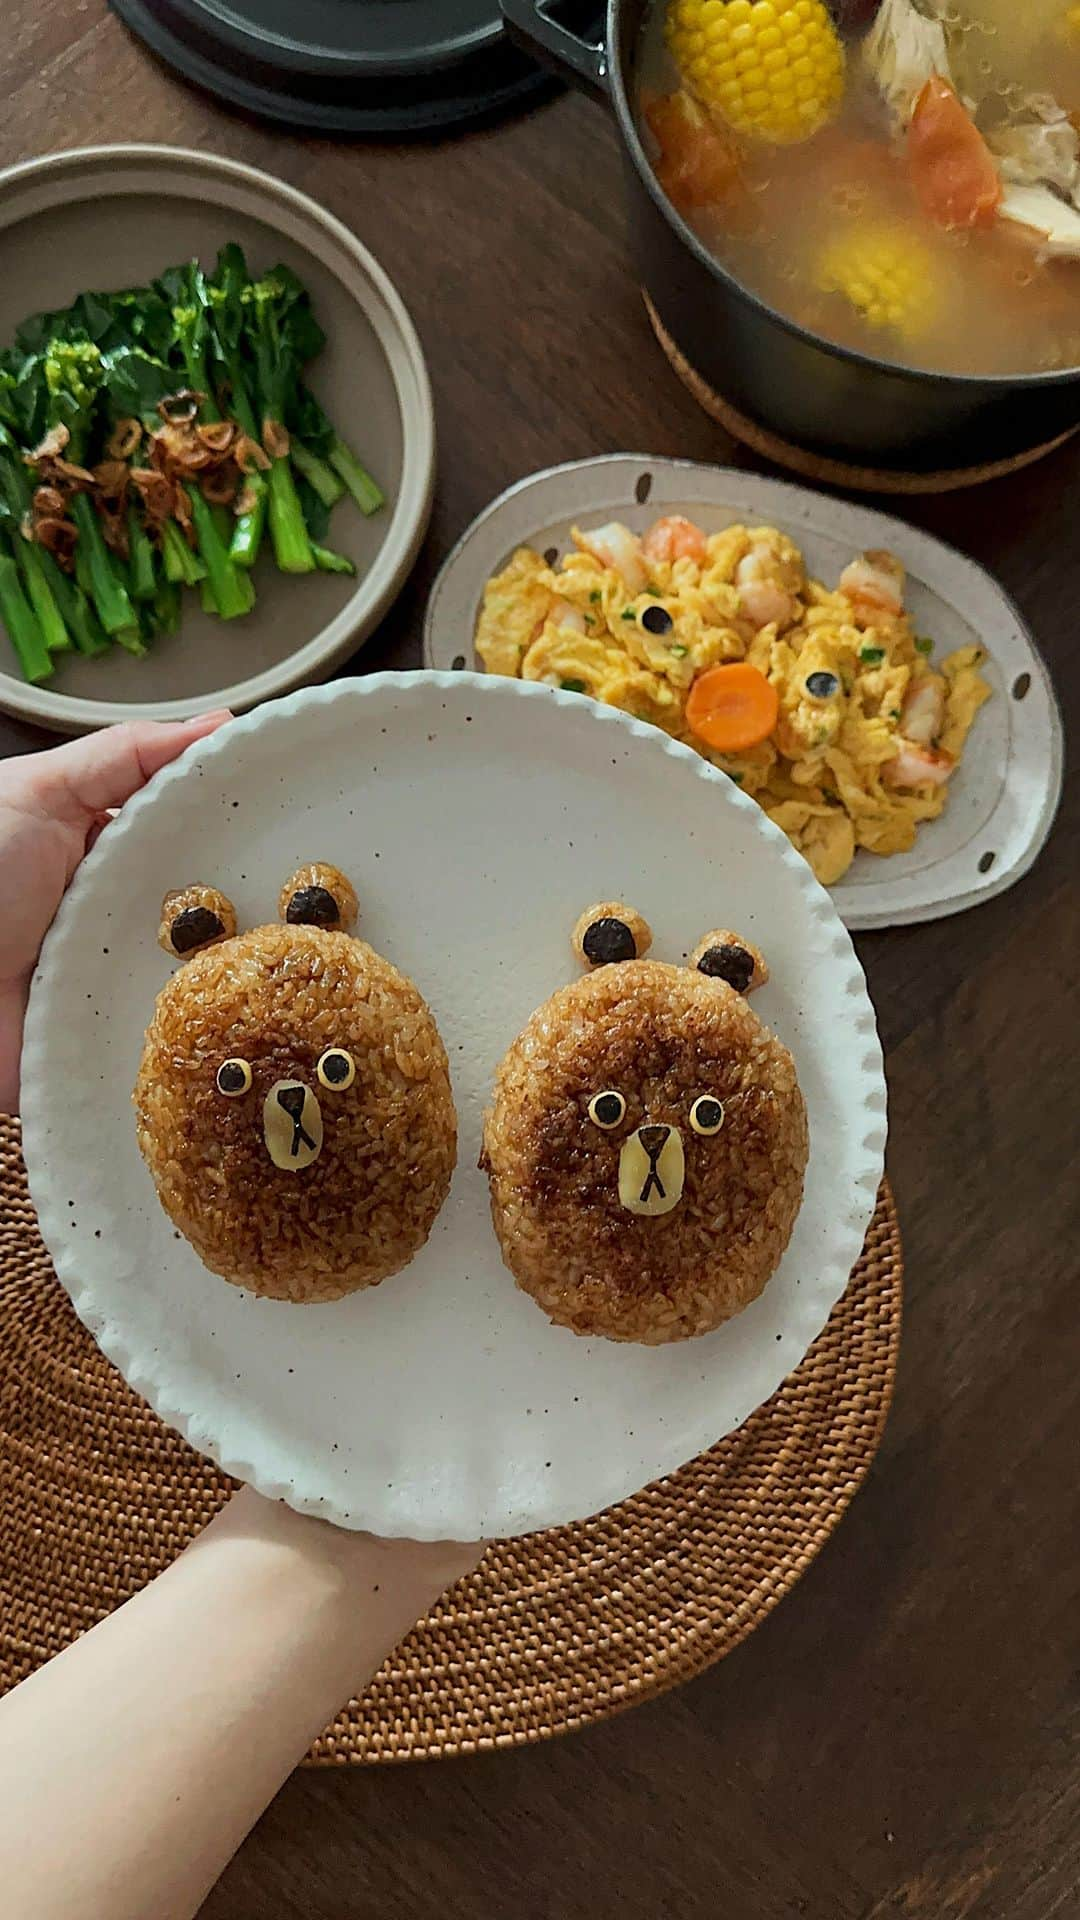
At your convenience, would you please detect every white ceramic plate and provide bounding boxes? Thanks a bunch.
[22,674,885,1539]
[0,145,435,732]
[423,457,1063,931]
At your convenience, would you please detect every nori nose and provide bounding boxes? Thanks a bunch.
[263,1079,323,1171]
[639,1124,670,1157]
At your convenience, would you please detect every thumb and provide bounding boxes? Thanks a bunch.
[20,711,232,824]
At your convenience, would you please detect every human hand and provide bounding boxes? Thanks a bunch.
[213,1485,484,1640]
[0,713,230,1112]
[0,1479,484,1920]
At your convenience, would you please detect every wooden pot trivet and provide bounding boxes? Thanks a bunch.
[0,1114,901,1764]
[644,293,1075,496]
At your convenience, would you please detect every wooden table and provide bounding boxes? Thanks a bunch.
[5,8,1079,1915]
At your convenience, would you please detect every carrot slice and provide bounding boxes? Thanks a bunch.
[685,663,779,753]
[907,77,1001,232]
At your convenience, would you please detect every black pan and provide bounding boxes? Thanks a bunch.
[502,0,1080,476]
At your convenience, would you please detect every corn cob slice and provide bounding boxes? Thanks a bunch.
[815,222,941,343]
[666,0,845,146]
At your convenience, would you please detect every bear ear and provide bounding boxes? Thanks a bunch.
[572,902,653,969]
[158,884,237,961]
[690,930,768,994]
[279,863,359,932]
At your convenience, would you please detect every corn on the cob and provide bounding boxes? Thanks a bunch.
[666,0,845,146]
[816,224,940,342]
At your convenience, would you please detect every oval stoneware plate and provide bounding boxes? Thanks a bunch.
[0,145,434,732]
[423,457,1063,931]
[21,674,885,1538]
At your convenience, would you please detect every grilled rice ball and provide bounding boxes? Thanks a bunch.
[482,909,806,1344]
[135,872,456,1303]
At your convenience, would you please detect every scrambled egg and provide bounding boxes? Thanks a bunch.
[474,518,991,887]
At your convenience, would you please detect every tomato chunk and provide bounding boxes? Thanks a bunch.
[908,76,1002,232]
[645,91,744,212]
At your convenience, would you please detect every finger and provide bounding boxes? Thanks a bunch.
[24,712,232,825]
[83,812,113,856]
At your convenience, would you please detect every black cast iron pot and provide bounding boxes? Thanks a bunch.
[502,0,1080,478]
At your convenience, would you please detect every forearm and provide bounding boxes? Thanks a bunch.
[0,1488,476,1920]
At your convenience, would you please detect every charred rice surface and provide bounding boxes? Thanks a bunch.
[483,961,807,1343]
[135,923,456,1302]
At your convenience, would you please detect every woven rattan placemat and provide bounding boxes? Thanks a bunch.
[0,1114,901,1763]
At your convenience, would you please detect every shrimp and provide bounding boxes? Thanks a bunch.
[641,515,708,567]
[572,522,648,596]
[735,544,799,631]
[882,670,953,787]
[527,596,586,644]
[838,549,905,620]
[883,741,955,789]
[548,597,587,634]
[897,673,945,746]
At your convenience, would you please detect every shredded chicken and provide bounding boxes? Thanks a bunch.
[987,96,1079,200]
[999,183,1080,258]
[862,0,950,128]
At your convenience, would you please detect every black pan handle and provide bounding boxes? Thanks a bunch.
[500,0,609,99]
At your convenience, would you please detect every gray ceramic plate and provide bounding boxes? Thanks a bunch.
[22,676,884,1535]
[0,145,435,732]
[423,457,1063,931]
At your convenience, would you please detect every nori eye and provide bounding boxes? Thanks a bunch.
[317,1048,356,1090]
[216,1058,252,1097]
[588,1090,626,1130]
[582,917,637,965]
[806,670,839,700]
[690,1095,725,1136]
[696,943,754,993]
[641,604,673,635]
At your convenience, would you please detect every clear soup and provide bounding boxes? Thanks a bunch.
[636,0,1080,375]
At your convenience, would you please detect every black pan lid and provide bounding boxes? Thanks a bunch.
[109,0,561,135]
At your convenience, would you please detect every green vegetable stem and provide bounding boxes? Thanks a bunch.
[0,421,102,656]
[186,485,254,620]
[310,544,356,577]
[203,247,270,571]
[161,520,207,588]
[127,506,158,603]
[14,535,70,655]
[38,547,109,657]
[328,436,385,517]
[0,245,386,679]
[70,493,141,647]
[0,546,51,682]
[30,339,141,645]
[243,271,317,575]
